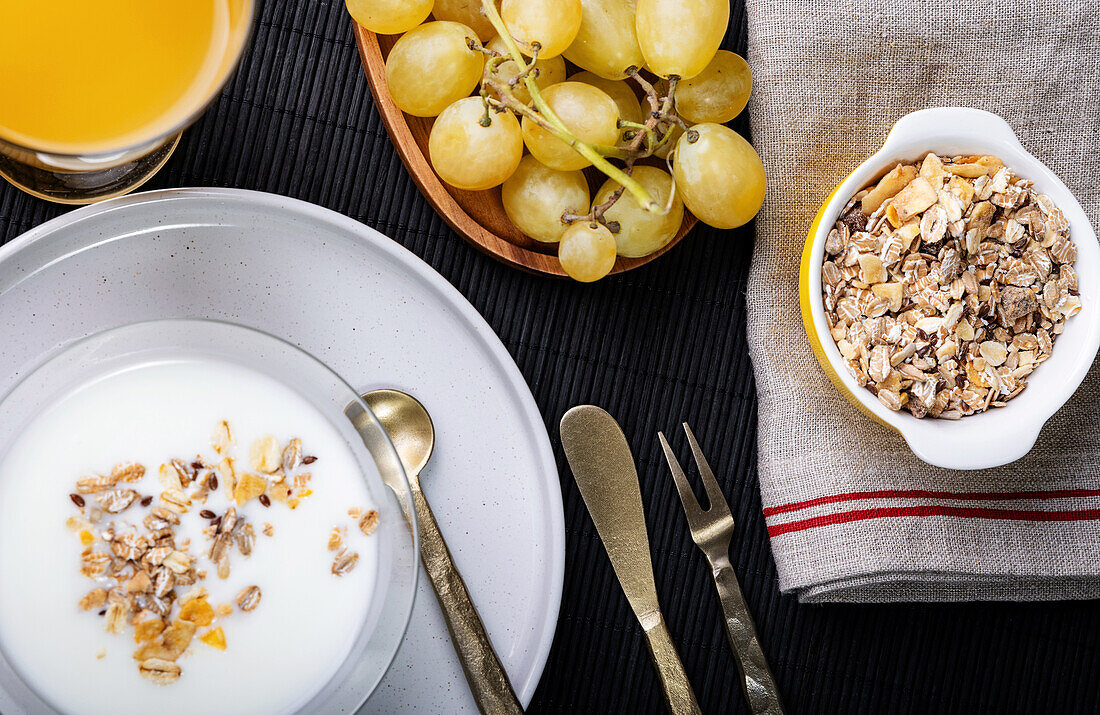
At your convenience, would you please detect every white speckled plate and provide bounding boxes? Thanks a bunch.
[0,189,564,712]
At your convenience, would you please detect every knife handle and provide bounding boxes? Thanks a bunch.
[412,484,525,715]
[711,557,784,715]
[641,613,702,715]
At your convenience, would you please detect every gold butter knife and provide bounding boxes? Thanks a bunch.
[560,405,702,715]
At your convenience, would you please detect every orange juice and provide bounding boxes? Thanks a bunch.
[0,0,250,156]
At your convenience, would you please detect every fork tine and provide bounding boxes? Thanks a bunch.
[657,431,705,524]
[682,423,732,518]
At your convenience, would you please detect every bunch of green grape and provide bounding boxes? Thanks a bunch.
[346,0,765,282]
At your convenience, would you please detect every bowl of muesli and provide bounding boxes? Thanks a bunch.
[800,107,1100,470]
[0,319,419,714]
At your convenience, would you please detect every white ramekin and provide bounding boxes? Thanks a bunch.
[799,107,1100,470]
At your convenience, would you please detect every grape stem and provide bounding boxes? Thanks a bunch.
[478,0,659,214]
[575,75,685,228]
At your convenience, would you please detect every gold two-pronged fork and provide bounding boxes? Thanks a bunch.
[658,424,785,715]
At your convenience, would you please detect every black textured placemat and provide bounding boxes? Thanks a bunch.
[3,1,1100,713]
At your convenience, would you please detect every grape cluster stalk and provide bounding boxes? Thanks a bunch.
[475,0,675,227]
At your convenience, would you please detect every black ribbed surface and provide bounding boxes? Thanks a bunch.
[3,2,1100,713]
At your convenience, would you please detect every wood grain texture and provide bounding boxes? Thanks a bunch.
[352,24,695,278]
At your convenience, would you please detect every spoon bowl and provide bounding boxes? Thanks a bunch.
[363,388,436,478]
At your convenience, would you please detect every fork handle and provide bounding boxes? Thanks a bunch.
[710,556,785,715]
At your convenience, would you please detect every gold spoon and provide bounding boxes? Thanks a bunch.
[362,389,523,715]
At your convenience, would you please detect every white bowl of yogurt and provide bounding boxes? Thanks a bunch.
[0,319,419,715]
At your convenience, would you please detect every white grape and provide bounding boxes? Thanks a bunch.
[429,97,523,190]
[521,81,620,171]
[559,221,617,281]
[594,166,683,257]
[346,0,434,34]
[385,21,484,117]
[502,156,591,243]
[500,0,582,59]
[564,0,645,80]
[672,123,766,229]
[636,0,729,78]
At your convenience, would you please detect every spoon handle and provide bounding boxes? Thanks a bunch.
[412,483,525,714]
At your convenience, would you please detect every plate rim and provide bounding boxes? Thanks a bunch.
[0,187,565,707]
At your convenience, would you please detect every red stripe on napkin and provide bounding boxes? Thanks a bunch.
[768,505,1100,537]
[763,488,1100,517]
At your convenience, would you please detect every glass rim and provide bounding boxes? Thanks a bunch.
[0,0,258,160]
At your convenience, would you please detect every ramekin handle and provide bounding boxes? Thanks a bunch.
[880,107,1023,156]
[902,420,1045,471]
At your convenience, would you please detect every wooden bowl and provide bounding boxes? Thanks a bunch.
[352,25,696,277]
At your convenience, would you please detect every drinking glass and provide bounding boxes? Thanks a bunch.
[0,1,255,204]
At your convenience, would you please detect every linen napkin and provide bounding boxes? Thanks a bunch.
[743,0,1100,602]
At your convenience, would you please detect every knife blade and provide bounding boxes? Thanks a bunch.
[560,405,701,715]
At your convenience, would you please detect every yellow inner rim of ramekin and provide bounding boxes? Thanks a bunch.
[798,180,898,432]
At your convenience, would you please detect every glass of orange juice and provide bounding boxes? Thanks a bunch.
[0,0,254,204]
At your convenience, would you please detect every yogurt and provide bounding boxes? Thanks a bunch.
[0,359,380,715]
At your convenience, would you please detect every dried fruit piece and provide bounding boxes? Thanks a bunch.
[857,254,886,284]
[870,283,903,315]
[233,473,267,506]
[66,515,93,532]
[79,588,108,611]
[218,457,238,497]
[268,482,291,504]
[134,619,166,644]
[861,164,917,214]
[945,161,988,178]
[249,435,283,474]
[886,177,938,226]
[212,420,234,455]
[200,627,227,651]
[179,598,215,627]
[979,341,1008,367]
